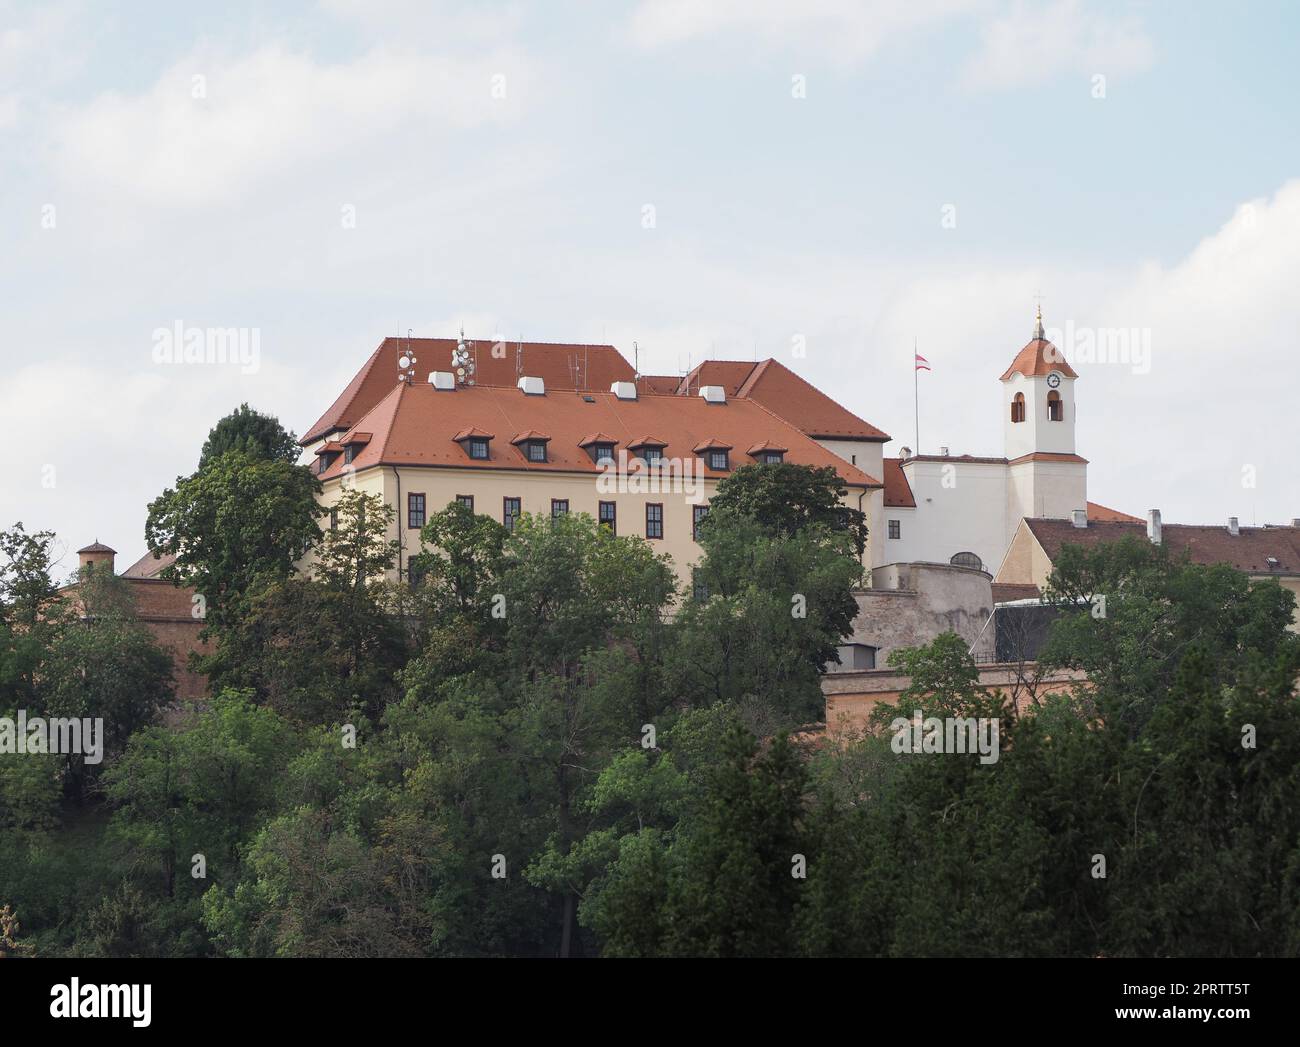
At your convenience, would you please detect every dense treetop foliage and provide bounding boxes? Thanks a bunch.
[3,407,1298,957]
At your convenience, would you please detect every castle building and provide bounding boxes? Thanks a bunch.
[297,316,1120,589]
[298,338,887,584]
[876,308,1092,576]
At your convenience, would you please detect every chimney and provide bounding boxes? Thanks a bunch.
[1071,509,1088,529]
[699,385,726,404]
[610,381,637,401]
[899,446,912,461]
[1228,516,1240,536]
[517,376,545,396]
[77,541,117,575]
[1147,509,1162,545]
[429,371,456,391]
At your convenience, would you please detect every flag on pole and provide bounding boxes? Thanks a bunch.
[914,352,931,372]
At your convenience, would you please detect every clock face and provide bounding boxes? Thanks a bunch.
[1046,372,1061,389]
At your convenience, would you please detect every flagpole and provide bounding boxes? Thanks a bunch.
[914,337,919,455]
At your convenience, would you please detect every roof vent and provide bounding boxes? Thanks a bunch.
[1071,509,1088,529]
[1228,516,1240,536]
[517,376,545,396]
[429,371,456,391]
[1292,519,1300,528]
[699,385,726,404]
[1267,556,1280,569]
[611,381,637,401]
[939,446,949,457]
[899,446,912,460]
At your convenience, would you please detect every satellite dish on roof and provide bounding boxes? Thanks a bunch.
[399,355,411,370]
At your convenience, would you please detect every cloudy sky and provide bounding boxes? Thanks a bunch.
[2,0,1297,574]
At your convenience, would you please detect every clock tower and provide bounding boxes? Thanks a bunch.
[1001,307,1087,526]
[1001,306,1078,459]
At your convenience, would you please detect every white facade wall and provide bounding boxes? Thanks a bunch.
[894,460,1010,573]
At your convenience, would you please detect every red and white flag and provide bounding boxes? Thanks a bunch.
[914,352,931,372]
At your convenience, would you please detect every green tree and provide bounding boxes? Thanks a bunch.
[144,450,322,627]
[199,403,301,470]
[702,462,868,557]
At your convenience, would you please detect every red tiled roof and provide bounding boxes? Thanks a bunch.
[746,440,789,455]
[316,382,881,487]
[672,359,890,441]
[510,429,551,445]
[734,360,890,440]
[342,431,372,446]
[303,338,636,445]
[999,338,1079,381]
[640,374,685,394]
[451,425,495,442]
[1087,500,1142,523]
[627,434,668,449]
[578,431,619,447]
[692,436,734,452]
[882,457,916,508]
[1026,518,1300,576]
[76,541,117,554]
[121,550,175,579]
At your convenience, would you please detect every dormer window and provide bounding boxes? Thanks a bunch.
[1011,392,1026,423]
[747,441,787,465]
[454,427,495,460]
[510,430,552,464]
[1047,390,1063,421]
[694,438,734,472]
[580,432,619,466]
[344,445,356,465]
[628,436,668,465]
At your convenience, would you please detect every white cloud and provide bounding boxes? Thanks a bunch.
[48,43,536,206]
[962,0,1153,90]
[627,0,981,65]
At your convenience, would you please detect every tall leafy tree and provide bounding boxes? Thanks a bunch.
[198,403,301,470]
[145,450,322,627]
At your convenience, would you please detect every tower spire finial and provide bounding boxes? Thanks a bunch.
[1033,300,1045,340]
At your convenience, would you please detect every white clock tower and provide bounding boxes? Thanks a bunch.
[1001,307,1087,525]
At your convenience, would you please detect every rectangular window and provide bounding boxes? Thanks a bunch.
[408,493,426,530]
[592,443,615,465]
[693,504,709,541]
[344,445,356,465]
[692,567,710,603]
[408,561,427,589]
[762,451,784,464]
[888,519,901,540]
[527,441,547,463]
[503,497,521,532]
[455,494,474,511]
[708,450,729,471]
[646,503,663,540]
[598,500,616,535]
[641,447,663,465]
[469,438,489,460]
[330,508,339,531]
[551,499,569,518]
